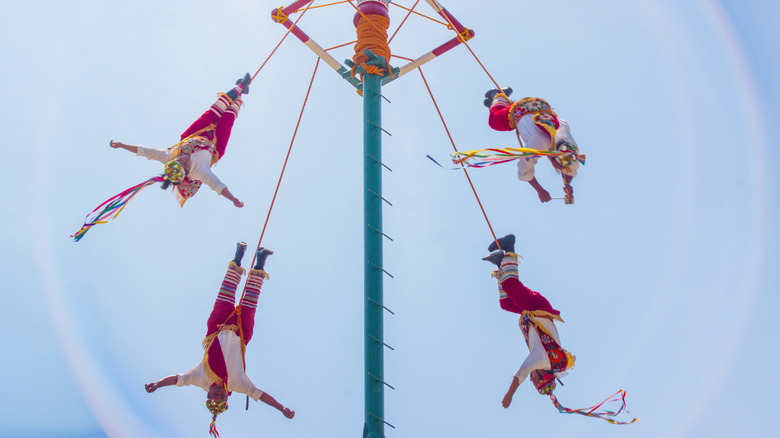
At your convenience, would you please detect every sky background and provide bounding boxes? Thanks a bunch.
[1,0,778,437]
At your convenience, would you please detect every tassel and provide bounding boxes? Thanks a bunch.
[72,176,164,242]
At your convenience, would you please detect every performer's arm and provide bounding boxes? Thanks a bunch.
[528,177,551,203]
[145,375,178,393]
[259,392,295,419]
[514,350,549,387]
[114,140,172,164]
[502,376,520,408]
[187,153,243,207]
[220,187,244,208]
[110,140,139,154]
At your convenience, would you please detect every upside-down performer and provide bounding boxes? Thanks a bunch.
[72,74,251,242]
[483,88,583,204]
[482,234,638,425]
[145,243,295,436]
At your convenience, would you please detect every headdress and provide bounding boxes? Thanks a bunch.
[554,140,583,170]
[532,370,557,395]
[206,399,229,437]
[163,159,186,185]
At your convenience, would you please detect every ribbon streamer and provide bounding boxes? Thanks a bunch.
[451,146,586,168]
[72,176,164,242]
[550,389,639,425]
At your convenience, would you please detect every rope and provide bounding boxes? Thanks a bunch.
[432,5,502,91]
[217,59,321,370]
[353,13,391,68]
[389,1,450,27]
[254,0,318,81]
[257,58,321,248]
[307,0,351,9]
[418,67,501,248]
[388,0,420,44]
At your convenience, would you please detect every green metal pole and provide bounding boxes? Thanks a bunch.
[363,71,384,438]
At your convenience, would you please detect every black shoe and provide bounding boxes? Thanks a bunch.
[254,247,274,270]
[227,73,252,100]
[233,241,247,266]
[488,234,515,253]
[237,73,251,94]
[483,87,513,108]
[482,251,505,267]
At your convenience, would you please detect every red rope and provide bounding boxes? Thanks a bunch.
[252,0,317,81]
[220,59,321,352]
[433,6,502,91]
[418,68,500,247]
[257,58,321,250]
[388,0,420,44]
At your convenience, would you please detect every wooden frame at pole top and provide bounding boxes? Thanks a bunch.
[270,0,476,88]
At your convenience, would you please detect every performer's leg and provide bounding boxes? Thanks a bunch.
[487,92,514,132]
[238,247,273,344]
[179,94,232,141]
[206,245,246,334]
[499,253,559,314]
[213,99,241,158]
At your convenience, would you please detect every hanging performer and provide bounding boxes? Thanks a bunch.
[72,74,251,242]
[484,88,583,204]
[145,243,295,436]
[482,234,638,425]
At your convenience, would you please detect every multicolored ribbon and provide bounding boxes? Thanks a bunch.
[451,147,586,169]
[549,389,639,425]
[209,416,221,438]
[71,176,163,242]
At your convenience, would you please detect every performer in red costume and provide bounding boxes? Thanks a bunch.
[482,234,575,406]
[485,88,582,204]
[145,243,294,436]
[111,74,253,208]
[482,234,639,424]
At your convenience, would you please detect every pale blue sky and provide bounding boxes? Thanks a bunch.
[1,1,778,437]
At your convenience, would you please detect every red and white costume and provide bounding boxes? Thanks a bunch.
[488,94,580,182]
[494,253,575,386]
[176,262,267,400]
[136,94,242,205]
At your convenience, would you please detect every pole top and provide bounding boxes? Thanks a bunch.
[356,0,389,7]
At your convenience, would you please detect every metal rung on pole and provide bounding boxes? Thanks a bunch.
[368,121,392,136]
[368,372,395,390]
[367,154,392,172]
[368,262,394,279]
[368,297,395,315]
[369,335,395,351]
[367,224,394,241]
[367,190,393,206]
[362,85,391,104]
[368,412,396,429]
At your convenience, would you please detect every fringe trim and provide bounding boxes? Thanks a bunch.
[505,252,523,260]
[228,261,246,277]
[560,351,576,374]
[519,310,565,326]
[248,268,268,279]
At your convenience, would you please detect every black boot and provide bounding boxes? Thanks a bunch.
[233,241,247,266]
[254,247,274,270]
[488,234,515,253]
[226,73,252,101]
[483,87,513,108]
[482,250,505,267]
